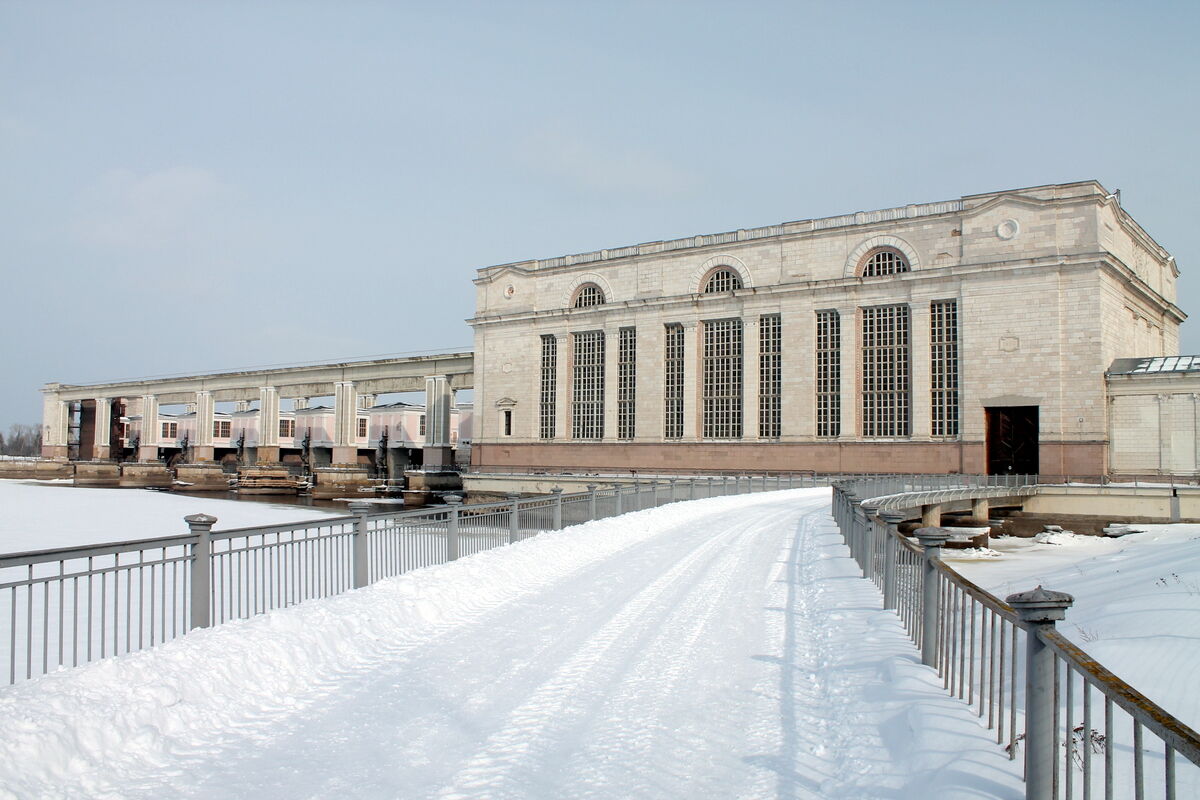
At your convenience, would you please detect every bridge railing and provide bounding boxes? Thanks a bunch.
[834,478,1200,799]
[0,472,817,685]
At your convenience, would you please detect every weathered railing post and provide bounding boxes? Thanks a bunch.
[551,487,563,530]
[587,484,597,520]
[507,492,520,544]
[915,526,950,668]
[722,475,730,495]
[347,500,372,588]
[186,513,217,630]
[668,478,677,503]
[613,483,624,515]
[650,480,660,507]
[689,477,697,501]
[445,494,462,560]
[879,511,906,610]
[1008,587,1075,800]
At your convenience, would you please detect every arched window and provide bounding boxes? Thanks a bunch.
[702,268,743,294]
[572,283,605,308]
[859,248,910,277]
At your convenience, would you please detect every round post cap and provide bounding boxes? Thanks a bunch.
[914,526,951,547]
[586,484,597,491]
[879,511,907,525]
[184,513,218,527]
[550,487,563,494]
[1006,585,1074,623]
[347,500,374,513]
[444,494,463,504]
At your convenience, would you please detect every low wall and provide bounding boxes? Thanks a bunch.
[0,459,74,480]
[1022,484,1200,522]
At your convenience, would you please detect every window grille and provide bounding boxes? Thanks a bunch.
[279,419,295,438]
[816,310,841,437]
[861,304,911,437]
[419,415,425,437]
[572,330,605,438]
[702,319,743,439]
[860,248,910,277]
[213,420,231,438]
[759,314,781,438]
[618,327,636,439]
[540,335,557,439]
[356,417,368,439]
[664,324,684,439]
[930,299,960,437]
[572,284,605,308]
[702,268,743,294]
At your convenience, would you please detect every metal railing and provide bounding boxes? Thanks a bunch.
[0,472,818,685]
[834,478,1200,799]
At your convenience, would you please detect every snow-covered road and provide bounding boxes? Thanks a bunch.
[0,489,1022,799]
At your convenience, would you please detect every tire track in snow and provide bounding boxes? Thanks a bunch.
[436,496,821,799]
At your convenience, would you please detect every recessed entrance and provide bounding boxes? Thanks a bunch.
[985,406,1039,475]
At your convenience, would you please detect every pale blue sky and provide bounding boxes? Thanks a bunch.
[3,1,1198,428]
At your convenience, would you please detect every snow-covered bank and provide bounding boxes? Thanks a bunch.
[0,490,1022,799]
[950,524,1200,730]
[0,479,340,553]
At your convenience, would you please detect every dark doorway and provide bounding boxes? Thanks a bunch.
[985,406,1039,475]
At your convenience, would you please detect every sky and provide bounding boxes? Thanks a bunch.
[3,1,1199,430]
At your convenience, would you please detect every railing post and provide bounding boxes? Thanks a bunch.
[689,477,697,501]
[916,527,950,668]
[1008,587,1075,800]
[348,500,372,588]
[186,513,217,630]
[879,511,905,610]
[551,487,563,530]
[445,494,462,560]
[723,475,730,495]
[668,478,677,503]
[613,483,624,515]
[587,484,597,520]
[507,492,520,545]
[859,504,878,578]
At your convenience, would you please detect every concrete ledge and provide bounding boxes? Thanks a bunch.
[0,459,74,480]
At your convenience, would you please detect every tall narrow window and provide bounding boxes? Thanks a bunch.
[759,314,781,438]
[503,409,513,436]
[540,335,557,439]
[356,417,368,438]
[702,319,742,439]
[931,300,959,437]
[664,324,684,439]
[618,327,636,439]
[419,415,426,437]
[572,331,605,438]
[861,304,911,437]
[816,310,841,437]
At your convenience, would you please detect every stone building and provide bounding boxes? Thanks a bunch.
[468,181,1184,477]
[1107,356,1200,479]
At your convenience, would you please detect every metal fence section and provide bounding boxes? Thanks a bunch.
[834,478,1200,799]
[0,472,817,685]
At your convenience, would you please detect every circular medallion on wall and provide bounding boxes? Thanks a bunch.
[996,219,1020,240]
[504,285,516,298]
[502,362,513,373]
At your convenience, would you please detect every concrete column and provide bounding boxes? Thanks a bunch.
[1157,393,1170,474]
[93,397,112,459]
[332,381,358,464]
[682,321,699,440]
[40,393,70,459]
[235,400,251,412]
[603,330,619,440]
[916,527,950,667]
[294,397,309,410]
[1007,587,1075,800]
[638,321,665,440]
[258,386,280,463]
[839,306,859,440]
[357,394,376,409]
[743,317,760,440]
[193,391,215,461]
[423,375,453,470]
[920,504,942,527]
[784,309,813,438]
[971,497,990,521]
[186,513,217,629]
[555,333,570,439]
[910,302,932,439]
[138,394,160,461]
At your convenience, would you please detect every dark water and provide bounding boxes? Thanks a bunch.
[166,489,360,511]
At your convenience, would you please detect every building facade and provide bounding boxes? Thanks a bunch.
[1107,356,1200,479]
[469,181,1184,476]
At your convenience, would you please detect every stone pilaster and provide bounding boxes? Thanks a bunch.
[603,329,619,440]
[138,394,160,461]
[682,321,699,441]
[258,386,280,463]
[555,333,570,440]
[839,306,859,440]
[910,301,931,439]
[40,392,70,460]
[332,381,358,464]
[743,317,760,440]
[423,374,453,469]
[193,390,215,461]
[93,397,112,459]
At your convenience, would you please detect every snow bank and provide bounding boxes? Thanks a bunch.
[0,479,339,553]
[950,524,1200,729]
